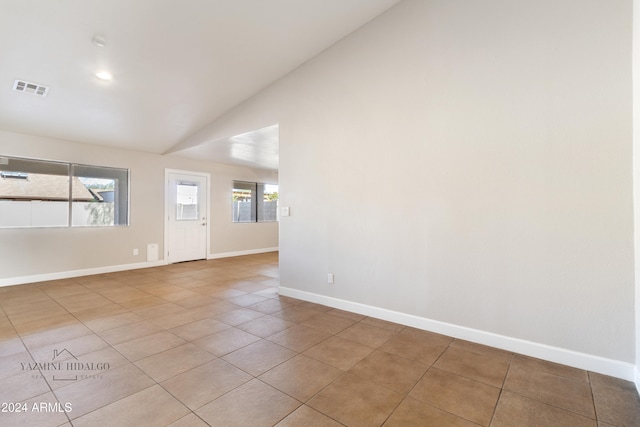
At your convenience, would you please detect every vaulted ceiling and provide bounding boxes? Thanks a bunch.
[0,0,401,170]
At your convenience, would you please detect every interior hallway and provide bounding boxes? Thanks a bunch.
[0,252,638,426]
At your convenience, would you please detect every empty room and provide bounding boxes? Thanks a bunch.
[1,0,639,426]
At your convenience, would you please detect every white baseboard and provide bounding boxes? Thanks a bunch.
[636,366,640,395]
[0,249,279,287]
[0,260,168,288]
[279,286,636,382]
[208,247,278,259]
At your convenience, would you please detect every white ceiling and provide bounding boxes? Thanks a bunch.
[0,0,401,171]
[176,124,280,171]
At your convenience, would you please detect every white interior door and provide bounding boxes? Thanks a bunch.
[166,171,209,263]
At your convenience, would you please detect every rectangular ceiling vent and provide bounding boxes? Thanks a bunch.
[13,80,49,97]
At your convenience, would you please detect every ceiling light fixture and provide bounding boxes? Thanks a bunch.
[96,71,112,81]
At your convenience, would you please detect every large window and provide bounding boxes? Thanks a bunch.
[0,155,129,228]
[233,181,278,223]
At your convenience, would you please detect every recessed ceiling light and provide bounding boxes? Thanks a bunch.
[96,71,112,81]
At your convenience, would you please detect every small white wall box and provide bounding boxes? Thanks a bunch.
[147,243,159,262]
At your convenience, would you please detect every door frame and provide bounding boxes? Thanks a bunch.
[164,168,211,263]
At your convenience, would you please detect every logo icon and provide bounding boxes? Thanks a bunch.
[52,349,78,381]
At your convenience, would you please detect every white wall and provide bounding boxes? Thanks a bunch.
[191,0,635,372]
[0,130,278,282]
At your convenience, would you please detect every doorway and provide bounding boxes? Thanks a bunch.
[165,169,210,263]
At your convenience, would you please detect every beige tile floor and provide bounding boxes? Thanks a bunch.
[0,252,638,426]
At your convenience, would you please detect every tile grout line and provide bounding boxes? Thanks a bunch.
[487,352,515,426]
[586,371,601,423]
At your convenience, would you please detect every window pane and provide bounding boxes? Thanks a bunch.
[72,164,129,226]
[0,157,69,227]
[0,156,129,228]
[258,183,278,222]
[176,183,198,220]
[232,181,278,223]
[233,181,256,222]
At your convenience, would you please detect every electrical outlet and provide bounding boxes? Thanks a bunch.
[328,273,334,284]
[133,248,139,256]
